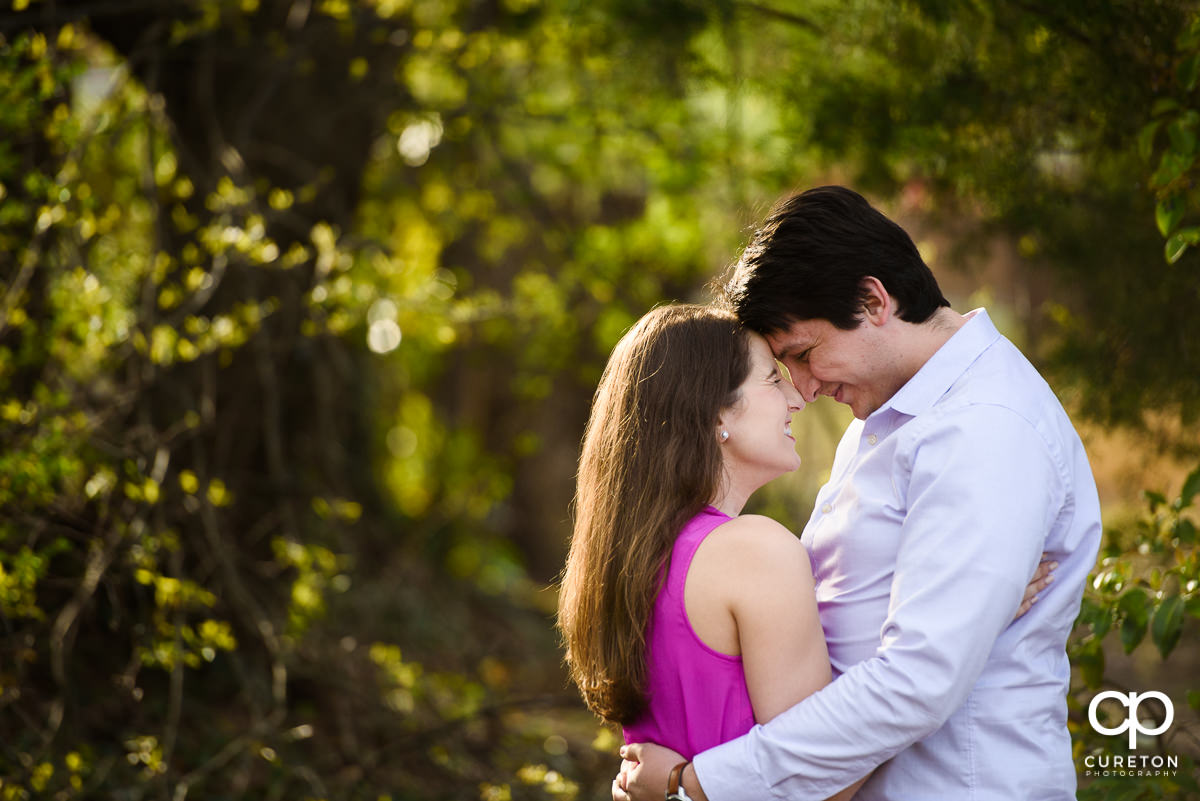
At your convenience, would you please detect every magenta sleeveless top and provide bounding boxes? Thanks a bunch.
[622,506,755,759]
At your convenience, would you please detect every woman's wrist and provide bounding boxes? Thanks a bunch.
[681,762,709,801]
[666,761,691,800]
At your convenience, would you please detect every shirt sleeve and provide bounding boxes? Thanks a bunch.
[692,403,1066,801]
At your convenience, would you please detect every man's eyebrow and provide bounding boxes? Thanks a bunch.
[773,342,805,360]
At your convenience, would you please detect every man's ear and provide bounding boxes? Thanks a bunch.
[859,276,894,325]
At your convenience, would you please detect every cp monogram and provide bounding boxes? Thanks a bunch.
[1088,690,1174,749]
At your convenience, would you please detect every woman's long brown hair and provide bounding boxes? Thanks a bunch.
[557,304,750,726]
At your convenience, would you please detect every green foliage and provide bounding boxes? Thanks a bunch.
[741,0,1200,431]
[1071,465,1200,800]
[0,1,737,796]
[1145,15,1200,262]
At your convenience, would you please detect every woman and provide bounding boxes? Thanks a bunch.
[556,304,1049,799]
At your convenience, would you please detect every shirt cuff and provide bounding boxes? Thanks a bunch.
[693,728,781,801]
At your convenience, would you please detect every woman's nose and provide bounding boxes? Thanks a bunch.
[783,379,807,411]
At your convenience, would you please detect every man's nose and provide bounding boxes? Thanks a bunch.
[790,371,820,404]
[782,378,807,411]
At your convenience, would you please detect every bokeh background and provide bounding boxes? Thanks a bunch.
[1,1,1198,798]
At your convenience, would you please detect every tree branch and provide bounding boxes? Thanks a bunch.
[734,1,822,34]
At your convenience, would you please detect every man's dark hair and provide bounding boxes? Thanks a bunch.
[723,185,950,333]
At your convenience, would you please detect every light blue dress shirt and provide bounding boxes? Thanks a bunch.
[693,309,1102,801]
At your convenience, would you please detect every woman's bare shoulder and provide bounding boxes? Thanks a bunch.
[702,514,810,571]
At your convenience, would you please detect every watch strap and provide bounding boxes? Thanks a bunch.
[665,761,692,801]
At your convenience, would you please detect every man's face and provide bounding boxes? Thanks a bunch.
[765,317,903,420]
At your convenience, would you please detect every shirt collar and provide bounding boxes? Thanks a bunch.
[872,308,1001,420]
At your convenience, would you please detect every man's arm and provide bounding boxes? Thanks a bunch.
[615,554,1057,801]
[691,405,1064,801]
[618,743,866,801]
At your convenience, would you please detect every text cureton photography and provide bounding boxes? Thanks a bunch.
[1082,690,1182,781]
[1082,754,1180,779]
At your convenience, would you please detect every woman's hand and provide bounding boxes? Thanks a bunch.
[1015,554,1057,619]
[613,743,694,801]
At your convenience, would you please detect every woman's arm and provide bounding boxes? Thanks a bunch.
[687,514,866,800]
[714,515,829,721]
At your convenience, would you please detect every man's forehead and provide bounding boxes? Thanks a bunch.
[765,322,817,356]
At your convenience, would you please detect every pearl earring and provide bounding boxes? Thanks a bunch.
[720,430,729,442]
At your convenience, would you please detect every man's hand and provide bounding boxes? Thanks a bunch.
[612,742,689,801]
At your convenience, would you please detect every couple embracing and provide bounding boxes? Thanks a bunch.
[558,186,1101,800]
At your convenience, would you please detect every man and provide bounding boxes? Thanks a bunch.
[618,186,1101,800]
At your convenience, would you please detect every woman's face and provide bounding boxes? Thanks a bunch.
[718,333,805,487]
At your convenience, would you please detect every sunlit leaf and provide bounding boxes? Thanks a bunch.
[1152,148,1194,187]
[1118,587,1150,653]
[1138,120,1162,160]
[1168,116,1198,155]
[1181,465,1200,506]
[1175,517,1197,543]
[1153,97,1182,116]
[1179,52,1200,91]
[1156,195,1184,236]
[1164,226,1200,262]
[1150,594,1185,658]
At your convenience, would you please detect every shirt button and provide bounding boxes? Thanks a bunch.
[866,433,878,445]
[821,503,833,514]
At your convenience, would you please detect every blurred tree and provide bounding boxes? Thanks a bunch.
[0,0,751,797]
[789,0,1200,438]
